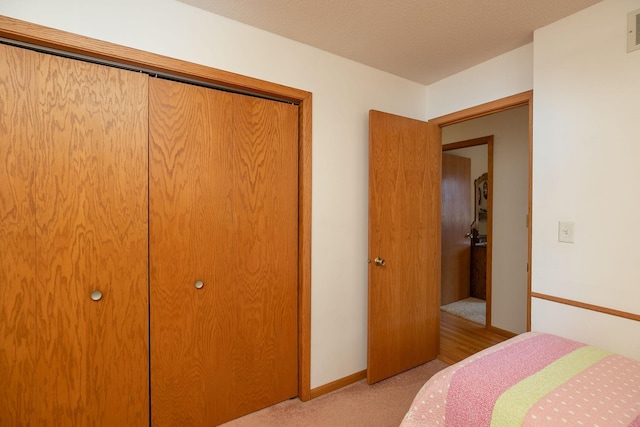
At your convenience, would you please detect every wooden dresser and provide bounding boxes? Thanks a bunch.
[470,243,487,300]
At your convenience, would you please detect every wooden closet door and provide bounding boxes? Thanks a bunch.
[0,43,37,426]
[149,78,298,426]
[33,51,149,425]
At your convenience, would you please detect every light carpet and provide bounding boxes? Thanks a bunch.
[440,297,486,324]
[221,359,448,427]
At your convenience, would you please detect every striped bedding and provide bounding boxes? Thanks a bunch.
[401,332,640,426]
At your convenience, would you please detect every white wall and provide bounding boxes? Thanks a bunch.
[532,299,640,360]
[0,0,428,388]
[443,107,529,334]
[426,43,533,119]
[531,0,640,359]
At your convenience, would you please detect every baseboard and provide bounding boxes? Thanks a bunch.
[309,369,367,399]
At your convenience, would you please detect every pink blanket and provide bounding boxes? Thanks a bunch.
[402,332,640,426]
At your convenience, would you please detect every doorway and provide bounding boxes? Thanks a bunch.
[441,137,493,327]
[432,93,532,335]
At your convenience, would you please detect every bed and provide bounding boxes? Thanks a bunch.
[401,332,640,426]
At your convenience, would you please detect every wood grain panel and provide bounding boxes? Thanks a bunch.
[368,111,441,384]
[33,52,149,426]
[0,15,313,400]
[441,153,471,305]
[0,43,37,426]
[430,91,532,127]
[230,94,298,413]
[297,93,312,401]
[149,78,298,425]
[149,78,235,426]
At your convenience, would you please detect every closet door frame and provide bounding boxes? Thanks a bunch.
[0,15,314,402]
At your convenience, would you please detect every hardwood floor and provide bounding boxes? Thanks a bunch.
[438,310,514,365]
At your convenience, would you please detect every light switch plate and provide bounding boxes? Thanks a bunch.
[558,221,575,243]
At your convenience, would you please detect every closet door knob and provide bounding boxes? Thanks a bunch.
[90,290,103,301]
[374,257,386,267]
[194,280,204,290]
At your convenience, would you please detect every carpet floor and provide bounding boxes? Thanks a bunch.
[221,359,448,427]
[440,297,486,324]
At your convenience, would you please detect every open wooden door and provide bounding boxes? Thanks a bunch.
[441,153,472,305]
[367,110,441,384]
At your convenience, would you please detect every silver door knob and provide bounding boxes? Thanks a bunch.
[374,257,386,267]
[194,280,204,290]
[90,290,103,301]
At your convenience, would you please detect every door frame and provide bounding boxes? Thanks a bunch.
[0,16,314,401]
[431,91,533,331]
[442,136,494,327]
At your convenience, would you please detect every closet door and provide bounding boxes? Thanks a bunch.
[149,78,298,426]
[0,43,37,426]
[34,51,150,426]
[34,50,150,426]
[0,43,149,425]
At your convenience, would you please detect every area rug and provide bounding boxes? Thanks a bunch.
[441,297,486,324]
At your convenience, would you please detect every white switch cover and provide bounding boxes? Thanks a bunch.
[558,221,575,243]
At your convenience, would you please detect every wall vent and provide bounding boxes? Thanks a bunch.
[629,8,640,53]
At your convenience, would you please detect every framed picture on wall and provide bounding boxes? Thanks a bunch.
[475,172,488,226]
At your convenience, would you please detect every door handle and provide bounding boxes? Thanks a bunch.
[374,257,386,267]
[90,290,103,301]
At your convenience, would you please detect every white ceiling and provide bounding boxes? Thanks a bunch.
[179,0,601,85]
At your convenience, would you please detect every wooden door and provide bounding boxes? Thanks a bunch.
[367,110,441,384]
[34,49,150,426]
[149,78,299,426]
[0,44,149,425]
[0,43,37,426]
[441,153,472,305]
